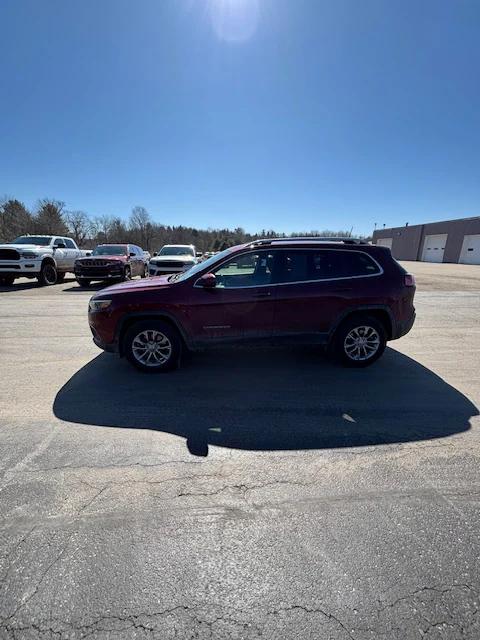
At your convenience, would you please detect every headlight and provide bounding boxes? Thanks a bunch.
[21,252,38,259]
[88,299,112,313]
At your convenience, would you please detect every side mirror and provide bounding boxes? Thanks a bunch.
[55,242,66,249]
[196,273,216,289]
[86,252,92,256]
[129,252,135,257]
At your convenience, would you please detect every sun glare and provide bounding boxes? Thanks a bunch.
[208,0,260,43]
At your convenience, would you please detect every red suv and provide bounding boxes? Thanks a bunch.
[88,238,416,372]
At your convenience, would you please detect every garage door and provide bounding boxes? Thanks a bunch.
[459,235,480,265]
[421,234,448,263]
[376,238,393,249]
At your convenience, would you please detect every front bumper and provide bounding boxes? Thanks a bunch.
[149,264,193,276]
[90,324,118,353]
[0,259,42,275]
[75,266,124,280]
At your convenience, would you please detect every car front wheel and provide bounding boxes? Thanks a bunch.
[0,275,15,286]
[332,316,386,367]
[37,263,57,286]
[124,320,181,373]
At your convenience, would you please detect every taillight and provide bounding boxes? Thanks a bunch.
[404,274,415,287]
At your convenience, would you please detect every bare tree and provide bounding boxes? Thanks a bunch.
[129,206,153,250]
[65,210,91,246]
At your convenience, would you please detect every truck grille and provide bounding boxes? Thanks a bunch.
[0,249,20,260]
[154,260,184,268]
[80,259,113,267]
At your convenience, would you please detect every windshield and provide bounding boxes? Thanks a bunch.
[159,246,195,256]
[92,245,127,256]
[175,247,233,282]
[11,236,52,245]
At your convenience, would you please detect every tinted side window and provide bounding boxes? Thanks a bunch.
[275,250,380,283]
[64,238,75,249]
[275,250,345,283]
[341,251,381,277]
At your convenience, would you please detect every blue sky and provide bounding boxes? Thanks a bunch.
[1,0,479,235]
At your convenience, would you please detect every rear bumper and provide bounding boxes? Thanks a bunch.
[392,311,416,339]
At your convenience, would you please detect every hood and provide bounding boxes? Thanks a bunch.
[0,243,50,251]
[95,275,172,296]
[151,255,194,263]
[79,254,128,263]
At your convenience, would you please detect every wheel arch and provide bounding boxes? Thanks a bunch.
[329,306,394,342]
[117,312,190,356]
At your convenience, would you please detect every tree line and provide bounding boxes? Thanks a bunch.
[0,198,364,251]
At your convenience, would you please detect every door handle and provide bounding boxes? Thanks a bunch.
[253,291,272,298]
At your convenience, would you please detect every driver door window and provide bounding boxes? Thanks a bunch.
[213,252,275,288]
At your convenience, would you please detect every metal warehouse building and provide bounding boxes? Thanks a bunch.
[372,216,480,264]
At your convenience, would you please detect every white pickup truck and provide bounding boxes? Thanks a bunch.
[0,235,89,286]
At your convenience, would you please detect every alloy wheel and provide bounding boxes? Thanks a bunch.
[131,329,172,367]
[343,325,380,361]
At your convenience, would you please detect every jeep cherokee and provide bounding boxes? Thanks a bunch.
[88,238,416,371]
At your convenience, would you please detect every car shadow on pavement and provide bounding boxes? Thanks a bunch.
[0,277,75,293]
[53,347,478,455]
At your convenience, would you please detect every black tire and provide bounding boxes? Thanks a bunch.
[0,275,15,286]
[37,262,57,286]
[121,266,132,282]
[141,264,148,278]
[331,315,386,368]
[76,278,91,287]
[124,320,182,373]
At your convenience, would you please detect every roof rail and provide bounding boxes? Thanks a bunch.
[249,237,368,246]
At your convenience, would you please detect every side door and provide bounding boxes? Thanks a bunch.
[52,237,68,269]
[272,249,382,340]
[134,246,145,275]
[63,238,79,270]
[185,250,278,343]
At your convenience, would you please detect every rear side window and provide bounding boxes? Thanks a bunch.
[341,251,381,277]
[63,238,75,249]
[275,250,380,283]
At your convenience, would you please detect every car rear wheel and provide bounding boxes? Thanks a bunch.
[124,320,181,373]
[37,262,57,286]
[141,264,148,278]
[332,316,386,367]
[121,266,131,282]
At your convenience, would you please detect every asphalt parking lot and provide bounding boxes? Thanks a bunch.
[1,262,480,639]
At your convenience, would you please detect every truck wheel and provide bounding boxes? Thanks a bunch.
[37,262,57,286]
[124,320,181,373]
[76,278,91,287]
[332,315,386,368]
[0,275,15,286]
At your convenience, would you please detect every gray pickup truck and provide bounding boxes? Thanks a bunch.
[0,235,89,286]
